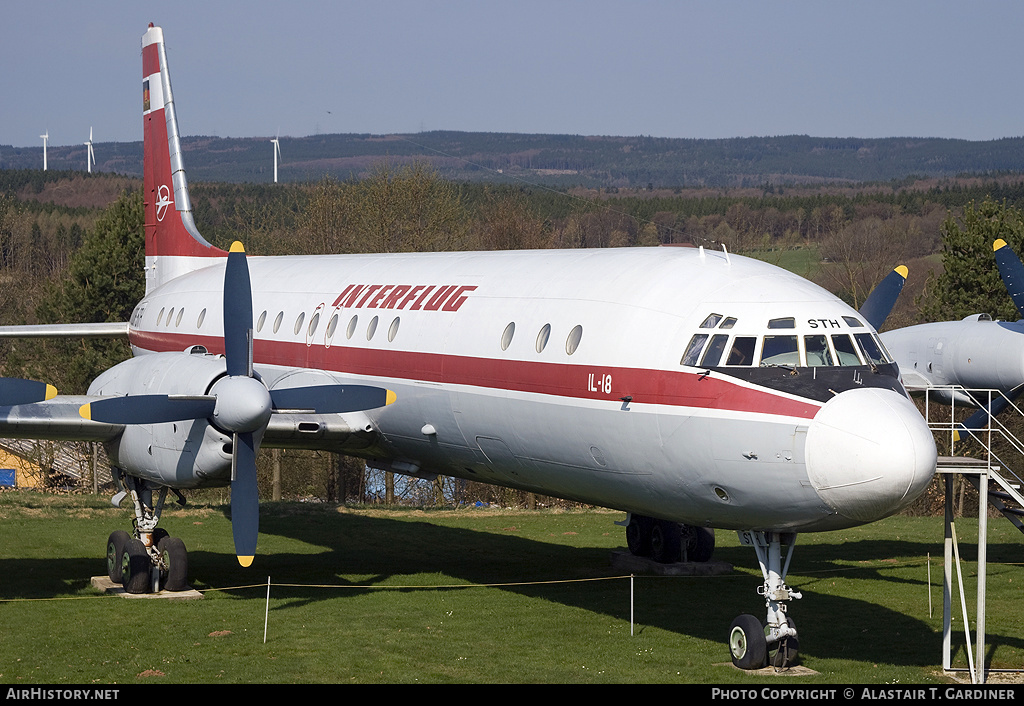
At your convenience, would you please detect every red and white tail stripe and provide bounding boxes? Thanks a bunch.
[142,23,225,293]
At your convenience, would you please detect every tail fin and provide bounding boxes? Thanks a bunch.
[142,24,225,293]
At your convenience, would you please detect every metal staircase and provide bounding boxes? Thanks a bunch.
[916,385,1024,683]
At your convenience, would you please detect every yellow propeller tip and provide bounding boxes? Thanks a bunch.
[230,241,245,253]
[894,265,908,279]
[953,431,961,443]
[78,403,91,421]
[44,384,57,400]
[994,239,1007,251]
[386,390,397,406]
[237,555,254,567]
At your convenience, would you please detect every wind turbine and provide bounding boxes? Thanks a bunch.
[40,131,48,171]
[270,132,281,183]
[84,127,95,173]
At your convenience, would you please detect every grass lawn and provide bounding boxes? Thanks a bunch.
[0,492,1021,684]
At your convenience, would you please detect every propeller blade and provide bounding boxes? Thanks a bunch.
[230,431,259,566]
[223,242,254,378]
[81,395,215,424]
[0,378,57,406]
[993,239,1024,319]
[269,384,396,414]
[859,265,908,331]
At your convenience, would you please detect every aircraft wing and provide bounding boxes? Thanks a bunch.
[0,397,123,442]
[0,323,129,338]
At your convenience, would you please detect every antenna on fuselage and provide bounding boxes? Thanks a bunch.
[721,243,731,265]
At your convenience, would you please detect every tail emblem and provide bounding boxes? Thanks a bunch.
[155,184,173,221]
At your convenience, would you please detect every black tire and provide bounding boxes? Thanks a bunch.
[729,614,767,670]
[121,538,151,594]
[158,536,189,592]
[767,617,799,668]
[686,526,715,563]
[106,530,130,583]
[625,515,652,556]
[650,520,682,563]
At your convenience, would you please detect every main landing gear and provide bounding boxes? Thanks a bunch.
[104,471,189,594]
[624,514,715,563]
[729,531,801,670]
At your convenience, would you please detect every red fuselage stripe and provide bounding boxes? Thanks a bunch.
[129,329,821,419]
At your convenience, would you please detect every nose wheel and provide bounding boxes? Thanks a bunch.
[730,531,801,670]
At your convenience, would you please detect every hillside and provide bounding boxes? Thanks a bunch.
[3,132,1024,188]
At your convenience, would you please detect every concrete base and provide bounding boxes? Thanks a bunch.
[610,549,733,576]
[90,576,203,600]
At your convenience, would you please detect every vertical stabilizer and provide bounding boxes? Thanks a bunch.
[142,24,225,293]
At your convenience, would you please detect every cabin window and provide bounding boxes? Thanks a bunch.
[366,315,379,340]
[843,316,864,328]
[566,325,583,355]
[166,308,175,327]
[293,312,305,336]
[804,335,834,367]
[536,323,551,353]
[156,307,165,326]
[700,334,729,367]
[307,312,320,337]
[681,334,708,366]
[175,308,184,327]
[273,311,284,334]
[346,315,358,339]
[761,335,799,366]
[726,336,756,366]
[326,313,339,340]
[855,333,887,365]
[831,334,862,366]
[388,317,400,342]
[699,313,723,329]
[197,308,207,329]
[767,317,795,329]
[501,322,515,351]
[256,310,266,332]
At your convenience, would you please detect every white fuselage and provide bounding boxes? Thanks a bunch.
[120,246,937,533]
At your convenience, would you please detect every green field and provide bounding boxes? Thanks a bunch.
[0,492,1021,684]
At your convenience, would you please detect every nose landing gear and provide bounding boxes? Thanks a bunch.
[729,531,801,670]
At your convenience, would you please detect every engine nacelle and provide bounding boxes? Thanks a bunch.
[89,351,236,487]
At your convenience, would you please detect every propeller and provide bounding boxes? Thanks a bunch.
[993,238,1024,318]
[0,379,57,406]
[80,241,395,566]
[859,265,908,331]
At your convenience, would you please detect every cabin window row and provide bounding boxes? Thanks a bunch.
[681,332,891,368]
[256,310,401,344]
[501,322,584,355]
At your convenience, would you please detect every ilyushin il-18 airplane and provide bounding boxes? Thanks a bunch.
[0,23,938,670]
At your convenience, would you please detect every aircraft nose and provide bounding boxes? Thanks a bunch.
[805,387,936,524]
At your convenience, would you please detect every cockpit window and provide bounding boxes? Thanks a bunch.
[855,333,888,365]
[700,313,723,329]
[720,317,737,329]
[726,336,756,366]
[767,317,795,329]
[843,316,864,328]
[700,334,729,366]
[804,335,834,367]
[831,334,862,366]
[760,335,799,366]
[681,334,709,366]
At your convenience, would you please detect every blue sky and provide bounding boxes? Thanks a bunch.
[3,1,1024,148]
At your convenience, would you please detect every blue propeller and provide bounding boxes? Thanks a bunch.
[859,265,908,331]
[81,241,395,566]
